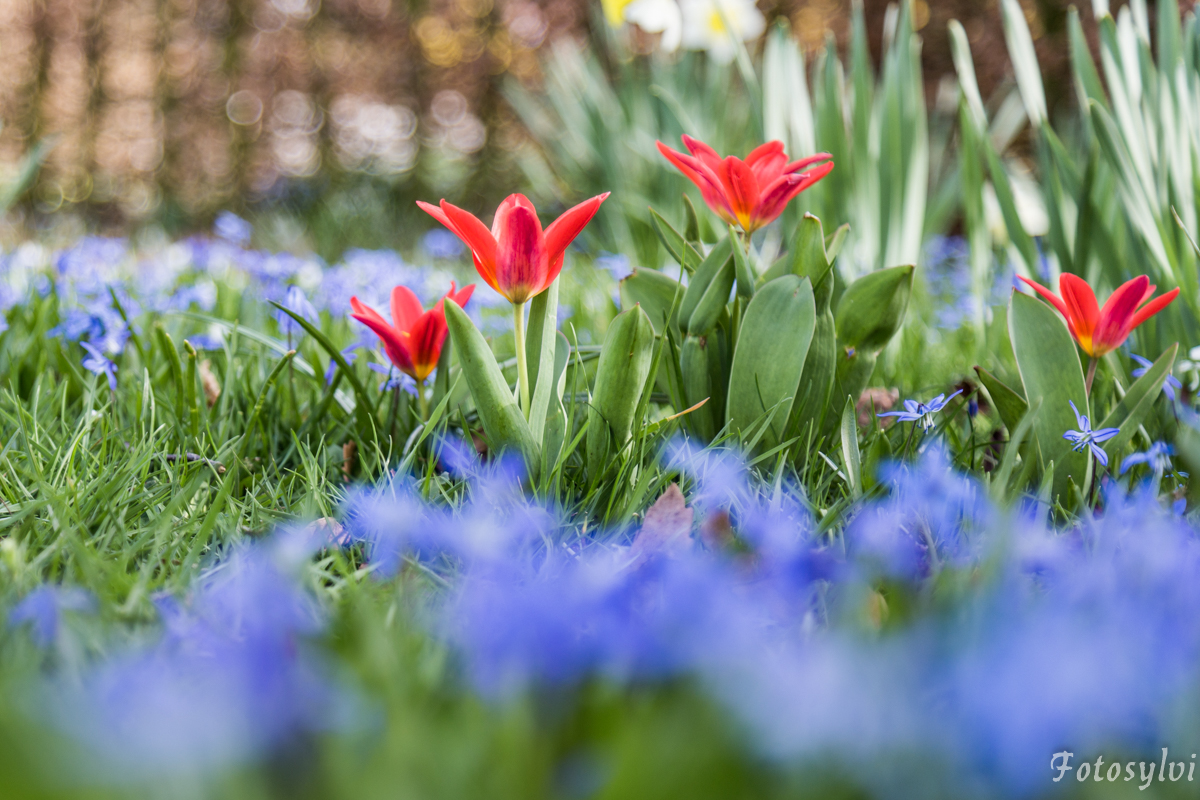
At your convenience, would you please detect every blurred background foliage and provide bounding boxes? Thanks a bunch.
[0,0,1124,260]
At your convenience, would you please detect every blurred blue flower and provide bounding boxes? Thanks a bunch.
[325,346,359,386]
[1063,400,1119,466]
[187,333,225,351]
[423,229,464,259]
[274,285,318,339]
[596,253,632,282]
[877,390,962,430]
[1130,354,1182,402]
[80,341,118,390]
[367,363,416,394]
[45,532,353,777]
[1120,441,1174,476]
[9,586,95,647]
[213,211,253,246]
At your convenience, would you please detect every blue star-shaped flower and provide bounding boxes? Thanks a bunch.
[877,390,963,431]
[1063,399,1120,466]
[1119,441,1175,475]
[80,341,118,391]
[1130,354,1182,401]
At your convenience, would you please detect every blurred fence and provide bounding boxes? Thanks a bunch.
[0,0,1138,232]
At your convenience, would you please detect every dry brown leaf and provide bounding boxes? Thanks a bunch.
[199,358,221,408]
[631,483,693,559]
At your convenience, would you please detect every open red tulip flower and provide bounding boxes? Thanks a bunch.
[1019,274,1178,359]
[350,282,475,384]
[417,193,609,306]
[656,136,833,233]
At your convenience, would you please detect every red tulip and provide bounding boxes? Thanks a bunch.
[350,282,475,382]
[417,193,609,305]
[656,136,833,233]
[1019,274,1178,358]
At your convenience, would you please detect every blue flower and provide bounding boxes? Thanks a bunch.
[8,586,95,647]
[274,285,318,339]
[43,532,352,777]
[423,229,464,259]
[213,211,253,246]
[596,252,632,282]
[1119,441,1174,475]
[367,363,416,395]
[1130,354,1182,401]
[80,341,118,390]
[186,333,225,351]
[1063,399,1120,466]
[325,346,359,386]
[876,390,963,430]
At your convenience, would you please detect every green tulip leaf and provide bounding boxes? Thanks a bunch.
[791,213,832,286]
[730,227,755,299]
[681,334,716,440]
[726,275,816,450]
[834,264,914,352]
[840,394,862,497]
[973,365,1029,433]
[679,236,733,334]
[620,269,684,338]
[1008,290,1089,504]
[526,281,560,449]
[586,305,656,476]
[650,207,705,274]
[788,306,836,438]
[443,300,539,473]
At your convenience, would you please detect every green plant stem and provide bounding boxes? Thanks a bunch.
[417,377,429,421]
[1085,357,1097,395]
[513,300,530,419]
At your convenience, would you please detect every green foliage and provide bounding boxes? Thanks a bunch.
[445,299,540,471]
[726,275,815,450]
[1008,291,1090,504]
[586,304,656,478]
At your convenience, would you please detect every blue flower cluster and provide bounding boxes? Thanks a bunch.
[0,214,515,385]
[12,442,1200,790]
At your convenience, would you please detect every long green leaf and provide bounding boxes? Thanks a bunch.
[443,300,539,472]
[1008,291,1089,504]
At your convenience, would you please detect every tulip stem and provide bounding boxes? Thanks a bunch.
[416,378,429,421]
[513,301,530,418]
[1085,357,1097,396]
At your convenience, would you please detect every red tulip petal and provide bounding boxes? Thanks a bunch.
[350,297,393,333]
[1093,275,1149,353]
[406,311,447,381]
[449,282,476,309]
[720,156,759,229]
[784,153,834,173]
[1128,286,1180,330]
[1017,276,1071,320]
[752,174,803,230]
[351,304,414,374]
[492,194,543,240]
[1058,273,1100,342]
[495,202,547,303]
[791,160,835,193]
[390,285,424,333]
[681,134,724,174]
[746,141,787,183]
[745,140,785,166]
[416,200,452,228]
[657,141,738,225]
[438,200,499,283]
[544,193,609,267]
